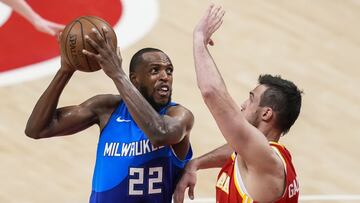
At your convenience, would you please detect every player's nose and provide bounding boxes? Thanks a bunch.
[241,102,246,111]
[159,70,170,81]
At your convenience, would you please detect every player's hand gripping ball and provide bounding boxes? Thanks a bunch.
[60,16,117,72]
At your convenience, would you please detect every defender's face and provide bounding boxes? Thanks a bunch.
[240,85,268,127]
[134,51,173,109]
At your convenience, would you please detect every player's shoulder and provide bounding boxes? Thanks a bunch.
[91,94,121,104]
[167,104,193,116]
[85,94,121,110]
[167,104,194,125]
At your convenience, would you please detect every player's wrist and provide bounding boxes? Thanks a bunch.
[193,32,205,43]
[59,64,75,74]
[108,70,126,82]
[186,158,200,172]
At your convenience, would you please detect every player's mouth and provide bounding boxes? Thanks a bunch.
[156,84,170,97]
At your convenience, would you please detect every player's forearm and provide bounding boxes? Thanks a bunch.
[193,34,238,135]
[192,40,241,169]
[193,35,227,98]
[112,73,181,146]
[190,144,233,170]
[25,67,74,139]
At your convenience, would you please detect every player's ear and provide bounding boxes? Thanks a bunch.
[261,107,273,121]
[130,72,139,87]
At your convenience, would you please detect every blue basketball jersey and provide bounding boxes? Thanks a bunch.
[90,101,192,203]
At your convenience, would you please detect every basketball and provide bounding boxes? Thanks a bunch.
[60,16,117,72]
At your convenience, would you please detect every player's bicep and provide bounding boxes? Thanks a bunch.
[207,97,277,171]
[42,101,99,137]
[232,123,279,173]
[42,94,119,137]
[56,104,98,134]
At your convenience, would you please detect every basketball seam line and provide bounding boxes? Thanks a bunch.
[80,16,106,71]
[81,16,117,50]
[64,21,79,69]
[78,20,92,71]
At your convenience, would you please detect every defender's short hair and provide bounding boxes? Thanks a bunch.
[258,74,303,135]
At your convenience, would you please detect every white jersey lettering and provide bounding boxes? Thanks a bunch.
[104,141,163,157]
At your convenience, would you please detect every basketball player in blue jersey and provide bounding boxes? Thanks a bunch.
[25,28,194,203]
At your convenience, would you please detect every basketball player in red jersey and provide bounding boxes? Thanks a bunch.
[173,5,302,203]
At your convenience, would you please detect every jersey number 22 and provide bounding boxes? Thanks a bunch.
[129,167,163,195]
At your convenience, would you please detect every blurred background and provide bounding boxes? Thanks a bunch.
[0,0,359,202]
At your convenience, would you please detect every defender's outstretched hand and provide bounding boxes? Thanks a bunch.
[1,0,64,36]
[82,27,122,79]
[173,160,198,203]
[33,17,64,36]
[194,4,225,46]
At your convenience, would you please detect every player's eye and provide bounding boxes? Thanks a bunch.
[166,68,173,75]
[150,67,159,74]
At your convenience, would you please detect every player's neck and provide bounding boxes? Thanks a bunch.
[258,123,281,142]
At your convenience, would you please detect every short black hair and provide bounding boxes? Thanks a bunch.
[258,74,303,135]
[129,47,164,73]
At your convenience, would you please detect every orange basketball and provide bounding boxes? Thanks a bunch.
[60,16,117,72]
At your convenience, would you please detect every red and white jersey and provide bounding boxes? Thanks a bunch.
[216,142,299,203]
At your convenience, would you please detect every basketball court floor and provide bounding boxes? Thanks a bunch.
[0,0,359,202]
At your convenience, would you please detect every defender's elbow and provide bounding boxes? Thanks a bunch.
[200,86,217,101]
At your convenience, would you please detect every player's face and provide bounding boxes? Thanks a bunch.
[240,85,268,127]
[136,51,173,110]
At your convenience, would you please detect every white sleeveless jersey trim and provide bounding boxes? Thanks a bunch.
[233,155,254,202]
[271,145,287,172]
[271,145,288,199]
